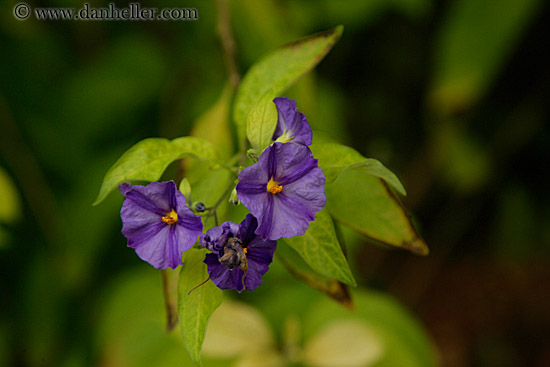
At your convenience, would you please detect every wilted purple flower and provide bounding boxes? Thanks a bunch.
[236,142,326,240]
[272,97,312,146]
[201,215,277,292]
[119,181,203,269]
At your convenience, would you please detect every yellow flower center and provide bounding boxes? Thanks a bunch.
[267,178,283,194]
[161,209,178,225]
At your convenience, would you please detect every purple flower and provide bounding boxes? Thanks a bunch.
[201,215,277,292]
[119,181,203,269]
[236,142,326,240]
[272,97,312,146]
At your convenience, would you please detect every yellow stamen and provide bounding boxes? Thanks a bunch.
[267,178,283,194]
[161,209,178,225]
[243,248,248,254]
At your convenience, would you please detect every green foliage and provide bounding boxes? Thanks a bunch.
[311,137,407,195]
[178,249,223,366]
[0,166,20,225]
[327,166,428,255]
[283,208,356,286]
[276,243,353,308]
[4,0,547,365]
[303,290,437,366]
[430,0,539,114]
[234,25,344,147]
[189,85,234,161]
[246,89,277,152]
[94,137,217,205]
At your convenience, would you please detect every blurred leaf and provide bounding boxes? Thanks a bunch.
[303,320,384,367]
[94,137,217,205]
[327,166,428,255]
[304,290,436,367]
[233,26,344,148]
[493,185,537,259]
[229,0,292,65]
[189,85,234,160]
[60,35,166,137]
[179,178,192,201]
[287,78,351,142]
[202,299,274,359]
[276,242,353,308]
[282,208,356,286]
[435,123,491,193]
[246,89,277,152]
[234,350,284,367]
[0,166,21,223]
[178,249,223,366]
[311,138,406,195]
[430,0,539,114]
[96,267,200,367]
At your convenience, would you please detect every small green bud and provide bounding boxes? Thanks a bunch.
[247,149,259,163]
[229,188,240,205]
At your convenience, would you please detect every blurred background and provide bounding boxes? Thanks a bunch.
[1,0,549,366]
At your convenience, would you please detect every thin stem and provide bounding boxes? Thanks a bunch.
[216,0,240,89]
[161,268,179,332]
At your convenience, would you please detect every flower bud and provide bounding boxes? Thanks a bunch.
[194,202,206,212]
[229,188,240,205]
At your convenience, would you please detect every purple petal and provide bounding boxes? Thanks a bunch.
[119,181,202,269]
[238,214,258,245]
[237,153,270,187]
[120,181,174,215]
[265,167,326,239]
[175,192,203,234]
[246,238,277,264]
[205,258,246,292]
[272,97,312,146]
[238,143,325,240]
[256,195,274,240]
[272,143,315,183]
[119,182,132,195]
[200,221,239,253]
[131,225,177,269]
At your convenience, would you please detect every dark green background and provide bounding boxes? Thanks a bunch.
[1,0,549,366]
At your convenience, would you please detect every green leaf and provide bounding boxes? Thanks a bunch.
[246,89,277,152]
[189,85,234,160]
[276,243,353,309]
[326,166,428,255]
[178,248,223,366]
[202,299,275,359]
[179,178,192,202]
[0,166,21,224]
[311,138,406,195]
[282,208,356,286]
[353,160,406,196]
[234,25,344,148]
[94,137,217,205]
[303,290,437,367]
[304,320,384,367]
